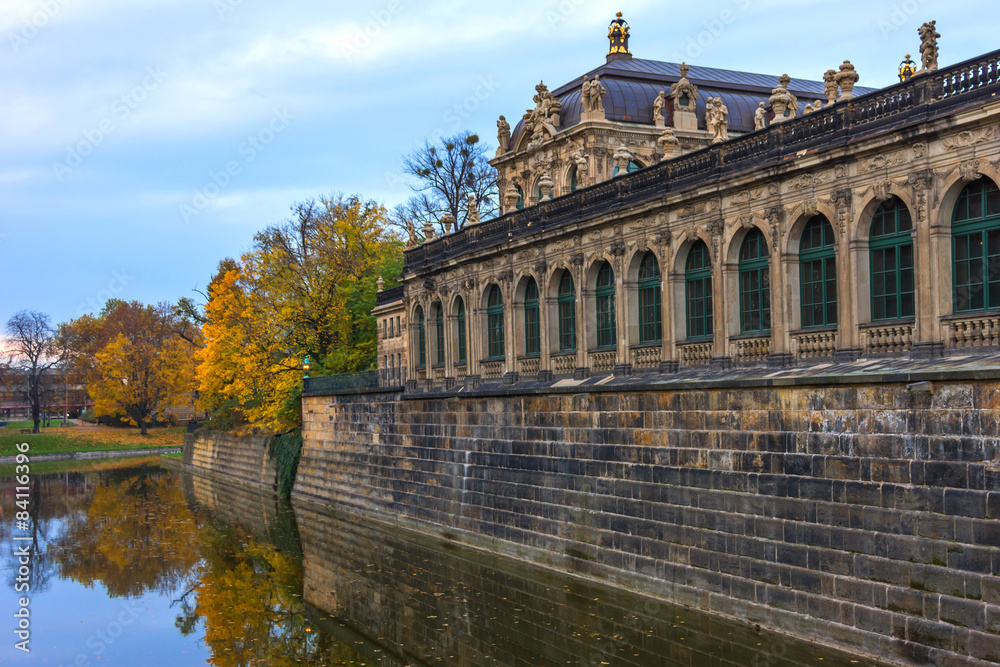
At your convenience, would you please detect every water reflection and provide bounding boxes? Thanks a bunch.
[0,464,888,666]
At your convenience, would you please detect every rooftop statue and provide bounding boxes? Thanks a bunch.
[917,20,940,73]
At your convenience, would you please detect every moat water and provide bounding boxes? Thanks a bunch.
[0,460,890,666]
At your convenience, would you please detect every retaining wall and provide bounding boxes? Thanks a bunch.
[296,380,1000,667]
[183,431,277,490]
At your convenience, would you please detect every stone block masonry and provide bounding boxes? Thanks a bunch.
[297,379,1000,667]
[184,431,277,490]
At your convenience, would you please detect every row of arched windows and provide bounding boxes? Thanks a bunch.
[412,179,1000,370]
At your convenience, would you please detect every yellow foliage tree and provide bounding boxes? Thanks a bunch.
[76,301,198,434]
[196,195,402,432]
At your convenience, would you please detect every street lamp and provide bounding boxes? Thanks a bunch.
[302,355,311,380]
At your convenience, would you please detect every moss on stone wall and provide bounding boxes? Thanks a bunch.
[268,431,303,498]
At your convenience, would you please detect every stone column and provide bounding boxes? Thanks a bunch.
[503,283,517,382]
[575,258,589,377]
[444,312,455,387]
[660,267,676,372]
[910,171,945,358]
[539,290,552,381]
[614,261,630,375]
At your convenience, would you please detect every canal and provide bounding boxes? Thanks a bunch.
[1,459,888,666]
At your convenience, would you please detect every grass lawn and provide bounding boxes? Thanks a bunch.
[0,454,163,477]
[0,426,185,457]
[163,451,184,458]
[3,420,76,429]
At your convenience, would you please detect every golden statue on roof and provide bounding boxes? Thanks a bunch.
[607,12,630,57]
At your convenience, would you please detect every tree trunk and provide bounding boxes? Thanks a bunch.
[31,404,40,434]
[141,419,148,436]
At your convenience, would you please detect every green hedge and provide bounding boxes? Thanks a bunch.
[267,431,302,498]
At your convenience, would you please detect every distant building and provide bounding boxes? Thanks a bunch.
[387,15,999,387]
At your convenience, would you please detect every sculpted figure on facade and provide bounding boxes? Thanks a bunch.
[823,69,839,106]
[496,115,511,155]
[706,97,729,143]
[669,62,699,131]
[652,90,666,128]
[835,61,860,101]
[754,102,767,130]
[917,20,940,73]
[571,151,590,187]
[465,194,481,226]
[405,219,418,249]
[768,74,798,123]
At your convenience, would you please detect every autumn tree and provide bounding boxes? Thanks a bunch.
[4,310,66,433]
[391,131,498,235]
[64,301,197,434]
[197,195,402,432]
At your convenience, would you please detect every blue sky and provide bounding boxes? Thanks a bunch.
[0,0,990,328]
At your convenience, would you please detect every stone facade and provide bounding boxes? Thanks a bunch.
[299,370,1000,666]
[398,46,1000,386]
[373,285,408,383]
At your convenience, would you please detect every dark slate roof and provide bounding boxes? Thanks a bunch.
[508,57,876,148]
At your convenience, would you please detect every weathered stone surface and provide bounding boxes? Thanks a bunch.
[297,379,1000,666]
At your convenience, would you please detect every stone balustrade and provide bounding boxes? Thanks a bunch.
[518,356,540,376]
[629,344,661,370]
[552,354,576,375]
[792,328,838,359]
[947,314,1000,349]
[480,360,504,379]
[589,350,617,373]
[677,341,712,366]
[861,322,913,355]
[732,336,770,364]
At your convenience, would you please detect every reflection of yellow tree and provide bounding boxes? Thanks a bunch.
[193,523,365,666]
[53,471,201,598]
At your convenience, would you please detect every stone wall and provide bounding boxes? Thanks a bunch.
[297,380,1000,667]
[185,431,277,490]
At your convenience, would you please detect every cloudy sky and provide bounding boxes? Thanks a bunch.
[0,0,989,328]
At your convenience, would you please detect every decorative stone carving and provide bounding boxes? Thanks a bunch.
[569,252,584,266]
[835,61,860,101]
[405,220,419,249]
[669,62,699,132]
[768,182,781,196]
[423,277,435,291]
[802,199,820,217]
[533,260,547,275]
[823,69,839,106]
[917,20,940,73]
[496,115,511,156]
[580,75,607,121]
[764,205,785,224]
[441,213,455,234]
[503,182,521,210]
[942,127,995,150]
[871,181,893,201]
[737,213,757,229]
[465,194,481,226]
[496,269,513,284]
[652,90,666,128]
[683,227,700,242]
[523,81,563,147]
[537,171,554,200]
[656,128,680,158]
[705,97,729,143]
[959,159,983,183]
[654,230,672,246]
[754,102,767,130]
[768,74,798,123]
[377,276,385,292]
[570,151,590,188]
[612,144,633,176]
[906,169,934,222]
[422,219,436,242]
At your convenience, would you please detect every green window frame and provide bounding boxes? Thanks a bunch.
[685,241,713,340]
[869,197,914,321]
[637,252,662,343]
[953,179,1000,313]
[799,216,838,328]
[595,262,617,349]
[456,298,467,364]
[434,304,444,366]
[558,271,577,352]
[487,285,505,360]
[739,228,771,334]
[524,278,540,356]
[415,306,426,369]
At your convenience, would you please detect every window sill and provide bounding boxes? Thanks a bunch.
[859,318,914,329]
[729,331,772,341]
[678,337,713,344]
[630,342,662,349]
[517,354,541,360]
[788,325,838,335]
[941,309,1000,321]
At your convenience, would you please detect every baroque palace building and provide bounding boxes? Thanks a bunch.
[376,15,1000,389]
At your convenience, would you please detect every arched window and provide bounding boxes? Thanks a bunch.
[415,306,426,369]
[637,252,662,344]
[515,184,525,210]
[487,285,504,360]
[433,304,444,366]
[612,160,642,177]
[739,228,771,334]
[558,271,577,352]
[595,262,616,349]
[570,167,579,192]
[953,179,1000,312]
[870,197,914,321]
[685,241,713,340]
[523,278,540,356]
[456,298,467,365]
[800,216,838,328]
